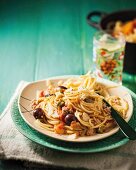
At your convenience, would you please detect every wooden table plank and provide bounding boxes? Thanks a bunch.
[35,0,84,80]
[0,0,136,115]
[0,0,41,112]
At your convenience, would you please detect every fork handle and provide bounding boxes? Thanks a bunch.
[104,100,136,140]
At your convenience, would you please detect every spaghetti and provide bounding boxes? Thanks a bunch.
[31,73,128,139]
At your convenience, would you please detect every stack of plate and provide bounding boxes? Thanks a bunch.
[12,76,135,153]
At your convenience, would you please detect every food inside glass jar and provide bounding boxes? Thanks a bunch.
[108,19,136,43]
[93,33,125,83]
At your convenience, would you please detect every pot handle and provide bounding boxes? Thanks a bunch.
[86,11,107,29]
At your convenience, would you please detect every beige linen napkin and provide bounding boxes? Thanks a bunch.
[0,81,136,170]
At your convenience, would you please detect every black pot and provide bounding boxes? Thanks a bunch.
[86,10,136,74]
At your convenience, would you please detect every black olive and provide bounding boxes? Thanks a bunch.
[96,92,100,95]
[64,114,76,126]
[33,108,44,119]
[39,115,47,123]
[58,86,67,89]
[58,86,67,93]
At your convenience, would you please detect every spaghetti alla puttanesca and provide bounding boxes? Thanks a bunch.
[31,73,128,139]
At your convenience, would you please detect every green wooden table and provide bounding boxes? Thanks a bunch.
[0,0,136,169]
[0,0,136,114]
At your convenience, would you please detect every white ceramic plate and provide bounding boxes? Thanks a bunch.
[18,75,133,142]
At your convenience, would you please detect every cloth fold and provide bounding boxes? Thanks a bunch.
[0,81,136,170]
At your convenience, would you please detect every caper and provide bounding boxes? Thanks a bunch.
[57,101,65,108]
[58,86,67,89]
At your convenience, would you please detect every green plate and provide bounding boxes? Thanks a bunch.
[11,89,136,153]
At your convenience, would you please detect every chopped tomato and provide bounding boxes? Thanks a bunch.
[39,90,45,97]
[101,50,106,56]
[59,112,67,122]
[54,123,65,134]
[70,121,82,130]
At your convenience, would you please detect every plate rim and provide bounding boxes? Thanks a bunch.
[18,75,133,143]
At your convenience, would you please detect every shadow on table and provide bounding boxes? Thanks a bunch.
[0,159,88,170]
[123,73,136,93]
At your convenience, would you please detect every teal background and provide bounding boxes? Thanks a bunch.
[0,0,136,113]
[0,1,136,169]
